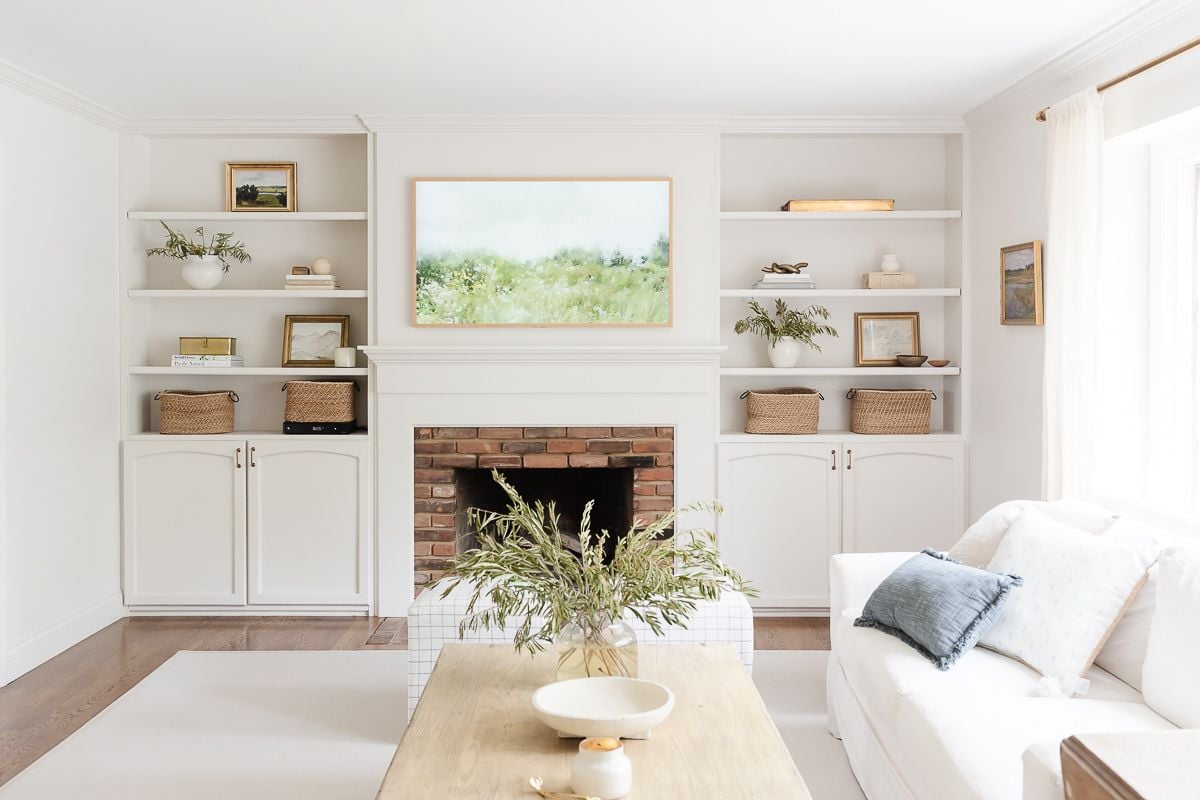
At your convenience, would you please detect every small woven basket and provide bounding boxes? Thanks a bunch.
[156,390,238,435]
[846,388,936,434]
[740,387,823,434]
[283,380,357,423]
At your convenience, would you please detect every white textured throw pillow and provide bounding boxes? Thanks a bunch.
[947,499,1118,568]
[1142,548,1200,727]
[980,508,1155,696]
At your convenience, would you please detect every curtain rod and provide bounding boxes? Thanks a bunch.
[1034,35,1200,122]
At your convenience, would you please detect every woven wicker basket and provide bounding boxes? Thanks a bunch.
[283,380,357,423]
[156,390,238,435]
[846,388,936,434]
[740,387,823,434]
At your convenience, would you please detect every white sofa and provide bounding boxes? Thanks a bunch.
[827,506,1199,800]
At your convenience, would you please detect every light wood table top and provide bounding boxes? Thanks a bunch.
[1063,731,1200,800]
[377,643,811,799]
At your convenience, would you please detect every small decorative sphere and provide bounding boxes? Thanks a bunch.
[311,256,332,275]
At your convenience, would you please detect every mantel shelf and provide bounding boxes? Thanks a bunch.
[721,366,959,377]
[129,366,367,376]
[719,288,960,298]
[128,289,368,299]
[719,210,961,221]
[127,211,367,221]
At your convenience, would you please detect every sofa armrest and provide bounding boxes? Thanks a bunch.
[829,551,915,626]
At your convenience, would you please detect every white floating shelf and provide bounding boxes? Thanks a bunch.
[719,430,964,443]
[127,211,367,221]
[719,288,960,298]
[720,366,959,377]
[125,430,369,441]
[719,210,961,221]
[129,367,367,376]
[128,289,368,299]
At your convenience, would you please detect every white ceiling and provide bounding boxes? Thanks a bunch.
[0,0,1156,118]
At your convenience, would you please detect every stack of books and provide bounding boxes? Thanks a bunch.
[285,273,339,290]
[171,354,244,368]
[752,272,815,290]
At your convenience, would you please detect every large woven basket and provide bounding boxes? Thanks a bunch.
[846,388,936,434]
[740,387,823,434]
[283,380,357,423]
[156,390,238,435]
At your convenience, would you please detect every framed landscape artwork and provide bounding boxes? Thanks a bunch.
[1000,240,1043,325]
[281,314,349,367]
[413,178,672,326]
[855,312,921,366]
[226,162,296,212]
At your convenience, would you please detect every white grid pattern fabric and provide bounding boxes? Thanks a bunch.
[407,582,754,718]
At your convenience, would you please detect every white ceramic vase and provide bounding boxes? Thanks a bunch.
[181,255,225,289]
[767,337,802,368]
[880,254,901,273]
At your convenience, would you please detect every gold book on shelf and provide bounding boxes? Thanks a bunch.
[179,337,237,356]
[780,199,895,212]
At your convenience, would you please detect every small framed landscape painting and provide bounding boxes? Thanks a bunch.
[226,162,296,212]
[1000,241,1043,325]
[855,312,921,366]
[281,314,349,367]
[413,178,672,326]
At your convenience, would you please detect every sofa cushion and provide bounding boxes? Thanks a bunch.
[981,508,1156,696]
[1142,547,1200,727]
[947,499,1119,567]
[854,550,1022,670]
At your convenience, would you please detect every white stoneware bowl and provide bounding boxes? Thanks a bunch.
[531,677,675,739]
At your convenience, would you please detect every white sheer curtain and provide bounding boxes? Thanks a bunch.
[1042,89,1105,500]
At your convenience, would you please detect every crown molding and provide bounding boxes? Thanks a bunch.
[966,0,1200,119]
[120,115,368,136]
[0,59,123,130]
[357,114,967,135]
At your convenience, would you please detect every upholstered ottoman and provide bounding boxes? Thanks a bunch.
[407,581,754,718]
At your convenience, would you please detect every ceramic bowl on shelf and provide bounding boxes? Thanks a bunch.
[927,359,951,368]
[531,677,675,739]
[895,354,928,367]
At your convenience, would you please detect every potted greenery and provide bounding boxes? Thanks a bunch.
[734,298,838,368]
[436,470,754,679]
[146,221,252,289]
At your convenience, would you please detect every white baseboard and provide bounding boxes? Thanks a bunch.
[3,590,126,685]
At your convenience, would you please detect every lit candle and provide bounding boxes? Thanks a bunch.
[571,737,632,800]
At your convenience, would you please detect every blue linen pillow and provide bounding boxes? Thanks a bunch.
[854,549,1023,670]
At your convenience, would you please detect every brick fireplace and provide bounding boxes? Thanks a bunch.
[412,425,675,594]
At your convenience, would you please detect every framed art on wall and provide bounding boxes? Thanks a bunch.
[855,312,921,366]
[1000,240,1043,325]
[413,178,672,326]
[226,162,296,212]
[281,314,349,367]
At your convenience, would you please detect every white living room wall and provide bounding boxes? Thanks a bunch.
[0,82,123,684]
[963,3,1200,518]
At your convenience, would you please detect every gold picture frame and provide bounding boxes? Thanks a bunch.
[412,177,673,328]
[1001,240,1044,325]
[855,312,921,366]
[281,314,349,367]
[226,162,296,212]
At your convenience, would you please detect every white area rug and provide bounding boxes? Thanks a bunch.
[2,649,863,800]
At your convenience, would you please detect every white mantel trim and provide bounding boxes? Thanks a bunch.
[362,345,725,366]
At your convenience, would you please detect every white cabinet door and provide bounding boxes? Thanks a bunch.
[842,442,966,554]
[123,441,247,605]
[717,443,840,610]
[246,439,370,605]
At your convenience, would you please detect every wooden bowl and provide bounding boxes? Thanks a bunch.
[927,359,951,368]
[895,354,928,367]
[531,677,675,739]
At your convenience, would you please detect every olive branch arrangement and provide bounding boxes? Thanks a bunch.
[733,298,838,348]
[146,220,252,272]
[434,470,755,654]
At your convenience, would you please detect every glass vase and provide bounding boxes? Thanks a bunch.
[555,617,638,680]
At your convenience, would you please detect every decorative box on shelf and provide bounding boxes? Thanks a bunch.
[178,336,237,355]
[862,272,917,289]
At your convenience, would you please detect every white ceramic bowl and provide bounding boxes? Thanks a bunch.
[531,677,675,739]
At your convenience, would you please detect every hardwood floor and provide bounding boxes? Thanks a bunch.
[0,614,828,787]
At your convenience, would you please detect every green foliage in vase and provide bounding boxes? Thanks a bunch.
[145,221,252,272]
[435,469,755,654]
[733,298,838,348]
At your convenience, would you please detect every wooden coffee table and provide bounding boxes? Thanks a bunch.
[1062,731,1200,800]
[377,643,811,799]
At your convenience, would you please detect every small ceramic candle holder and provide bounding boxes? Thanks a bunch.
[333,347,357,368]
[571,737,632,800]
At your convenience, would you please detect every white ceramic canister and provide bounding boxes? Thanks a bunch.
[880,254,901,273]
[333,347,357,368]
[571,737,632,800]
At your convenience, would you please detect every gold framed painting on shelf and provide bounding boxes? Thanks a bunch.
[1000,240,1044,325]
[855,312,921,366]
[281,314,349,367]
[226,162,296,212]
